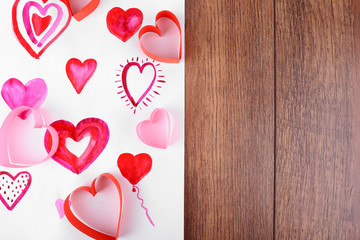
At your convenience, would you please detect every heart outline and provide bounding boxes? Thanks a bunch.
[12,0,71,59]
[138,11,182,63]
[64,173,123,240]
[122,62,156,107]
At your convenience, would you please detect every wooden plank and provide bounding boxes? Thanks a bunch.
[276,0,360,238]
[185,0,274,239]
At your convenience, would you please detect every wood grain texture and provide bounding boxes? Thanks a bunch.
[185,0,274,239]
[276,0,360,239]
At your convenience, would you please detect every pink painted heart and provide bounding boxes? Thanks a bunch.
[1,78,48,120]
[122,62,156,107]
[137,109,172,149]
[44,118,109,174]
[106,7,143,42]
[0,171,32,211]
[66,58,97,94]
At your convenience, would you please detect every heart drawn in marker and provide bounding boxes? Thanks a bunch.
[122,62,156,107]
[12,0,71,59]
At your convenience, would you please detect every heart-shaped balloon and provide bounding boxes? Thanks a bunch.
[1,78,48,120]
[66,58,97,94]
[106,8,143,42]
[44,118,110,174]
[64,173,123,240]
[117,153,152,186]
[12,0,71,59]
[137,109,172,149]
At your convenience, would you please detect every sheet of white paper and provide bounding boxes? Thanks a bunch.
[0,0,184,239]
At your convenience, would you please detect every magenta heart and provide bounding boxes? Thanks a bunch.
[1,78,48,119]
[137,109,172,149]
[122,62,156,107]
[106,8,143,42]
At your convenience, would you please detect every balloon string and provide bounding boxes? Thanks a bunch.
[133,186,155,227]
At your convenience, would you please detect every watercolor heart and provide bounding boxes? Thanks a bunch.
[137,108,172,149]
[66,58,97,94]
[1,78,48,120]
[68,0,100,21]
[107,8,143,42]
[32,14,52,36]
[139,11,182,63]
[12,0,71,59]
[0,171,32,211]
[64,173,123,240]
[122,62,157,107]
[117,153,152,186]
[44,118,109,174]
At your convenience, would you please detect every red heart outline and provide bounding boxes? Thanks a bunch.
[64,173,123,240]
[44,118,109,174]
[12,0,72,59]
[138,10,182,63]
[69,0,100,22]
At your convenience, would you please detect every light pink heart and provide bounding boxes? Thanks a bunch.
[1,78,48,119]
[137,108,172,149]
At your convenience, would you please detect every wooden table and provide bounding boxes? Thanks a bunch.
[185,1,360,239]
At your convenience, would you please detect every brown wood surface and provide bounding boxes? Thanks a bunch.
[185,0,275,239]
[185,0,360,239]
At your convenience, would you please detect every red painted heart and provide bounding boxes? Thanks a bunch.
[117,153,152,186]
[32,14,52,36]
[66,58,97,94]
[106,8,143,42]
[44,118,109,174]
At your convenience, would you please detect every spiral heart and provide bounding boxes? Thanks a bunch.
[12,0,71,59]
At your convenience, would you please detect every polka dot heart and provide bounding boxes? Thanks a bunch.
[0,171,32,211]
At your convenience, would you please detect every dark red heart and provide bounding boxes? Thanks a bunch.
[106,8,143,42]
[44,118,109,174]
[32,14,52,36]
[117,153,152,186]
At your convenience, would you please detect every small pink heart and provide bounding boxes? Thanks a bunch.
[1,78,48,120]
[137,109,172,149]
[66,58,97,94]
[55,198,65,219]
